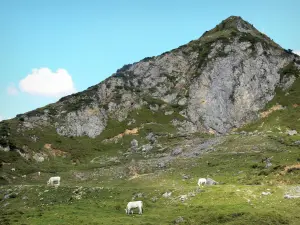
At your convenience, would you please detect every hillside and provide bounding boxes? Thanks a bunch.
[1,16,300,225]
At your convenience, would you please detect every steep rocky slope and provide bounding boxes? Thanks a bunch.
[0,16,300,165]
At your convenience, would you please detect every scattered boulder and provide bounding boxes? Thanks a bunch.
[146,133,156,144]
[131,139,138,151]
[188,192,196,197]
[171,148,183,156]
[151,196,158,202]
[174,216,185,224]
[261,192,271,196]
[286,130,297,136]
[178,97,187,106]
[179,195,188,202]
[150,104,159,111]
[141,144,153,152]
[182,175,189,180]
[165,110,174,115]
[284,194,300,199]
[294,140,300,145]
[162,192,172,198]
[157,161,167,169]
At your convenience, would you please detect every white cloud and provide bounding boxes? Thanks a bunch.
[294,50,300,56]
[19,68,76,97]
[0,115,3,122]
[7,83,19,95]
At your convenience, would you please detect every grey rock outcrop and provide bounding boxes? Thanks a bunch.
[131,139,139,151]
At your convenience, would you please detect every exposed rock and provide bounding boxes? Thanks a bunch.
[165,110,174,115]
[131,139,139,151]
[157,161,167,169]
[179,195,188,202]
[284,194,300,199]
[0,145,10,152]
[174,216,185,224]
[286,130,297,136]
[294,140,300,145]
[182,175,190,180]
[146,132,156,144]
[150,104,159,111]
[172,120,198,134]
[56,106,107,138]
[1,16,299,147]
[178,98,187,106]
[171,147,183,156]
[151,196,158,202]
[162,192,172,198]
[132,193,144,200]
[141,144,153,152]
[262,191,271,196]
[33,153,48,162]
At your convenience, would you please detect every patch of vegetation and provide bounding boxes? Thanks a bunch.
[63,97,94,112]
[278,62,300,81]
[142,95,166,107]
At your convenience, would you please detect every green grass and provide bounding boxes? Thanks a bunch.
[2,132,300,224]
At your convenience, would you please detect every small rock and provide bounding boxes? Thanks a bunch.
[150,104,159,111]
[146,133,156,144]
[265,162,272,168]
[261,192,271,196]
[171,148,183,156]
[133,193,144,199]
[22,196,28,200]
[178,97,187,106]
[294,140,300,145]
[179,195,187,202]
[141,144,153,152]
[157,162,167,169]
[174,216,184,224]
[165,110,174,115]
[151,196,158,202]
[284,194,300,199]
[188,192,195,197]
[182,175,189,180]
[286,130,297,136]
[131,139,138,151]
[162,192,172,198]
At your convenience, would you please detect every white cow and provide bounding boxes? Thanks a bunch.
[38,171,41,176]
[125,201,143,215]
[197,178,207,187]
[47,176,61,187]
[11,168,15,172]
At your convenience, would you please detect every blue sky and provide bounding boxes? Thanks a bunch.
[0,0,299,120]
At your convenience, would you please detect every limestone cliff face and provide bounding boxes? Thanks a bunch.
[12,16,300,138]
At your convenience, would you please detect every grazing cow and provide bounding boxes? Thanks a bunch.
[125,201,143,215]
[22,175,26,178]
[11,168,15,172]
[38,171,41,176]
[47,176,61,187]
[197,178,207,187]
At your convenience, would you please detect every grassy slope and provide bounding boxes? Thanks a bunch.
[1,133,300,225]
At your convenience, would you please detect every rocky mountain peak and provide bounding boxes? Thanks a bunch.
[1,16,299,145]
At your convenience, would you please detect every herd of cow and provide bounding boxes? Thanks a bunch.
[46,176,217,215]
